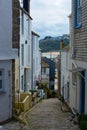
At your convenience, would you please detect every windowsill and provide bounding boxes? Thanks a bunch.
[0,91,6,94]
[72,84,76,88]
[74,23,82,29]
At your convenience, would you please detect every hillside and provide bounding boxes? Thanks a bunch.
[39,34,69,52]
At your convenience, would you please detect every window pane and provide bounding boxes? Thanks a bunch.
[77,0,82,7]
[21,76,24,90]
[28,45,30,65]
[77,7,82,25]
[21,44,24,65]
[75,0,82,27]
[21,12,24,34]
[0,80,2,89]
[0,71,2,76]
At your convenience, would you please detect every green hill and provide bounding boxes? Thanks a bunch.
[39,35,69,52]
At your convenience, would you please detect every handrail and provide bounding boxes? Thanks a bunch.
[23,96,29,103]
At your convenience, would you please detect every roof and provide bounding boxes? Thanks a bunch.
[42,60,49,68]
[69,67,85,73]
[20,7,33,20]
[32,31,40,37]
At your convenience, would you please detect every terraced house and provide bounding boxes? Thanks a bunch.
[69,0,87,114]
[0,0,41,123]
[0,0,20,122]
[19,0,32,92]
[31,31,41,90]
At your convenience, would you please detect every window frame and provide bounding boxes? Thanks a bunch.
[0,69,4,91]
[21,11,24,35]
[21,75,24,90]
[42,67,46,74]
[74,0,82,28]
[21,44,24,66]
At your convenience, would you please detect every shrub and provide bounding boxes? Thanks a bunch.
[80,120,87,130]
[79,114,87,130]
[38,83,56,98]
[78,114,87,122]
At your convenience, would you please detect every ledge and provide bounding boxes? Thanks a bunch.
[0,91,6,95]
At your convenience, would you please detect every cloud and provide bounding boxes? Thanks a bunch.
[30,0,71,39]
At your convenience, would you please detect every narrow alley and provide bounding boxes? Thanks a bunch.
[25,98,79,130]
[4,98,80,130]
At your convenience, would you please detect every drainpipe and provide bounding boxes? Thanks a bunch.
[12,59,15,117]
[8,70,11,119]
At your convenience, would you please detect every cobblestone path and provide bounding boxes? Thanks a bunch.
[25,98,80,130]
[3,98,80,130]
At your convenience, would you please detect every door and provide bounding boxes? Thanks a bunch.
[80,70,85,113]
[24,69,26,92]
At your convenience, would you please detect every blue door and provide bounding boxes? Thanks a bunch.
[80,71,85,113]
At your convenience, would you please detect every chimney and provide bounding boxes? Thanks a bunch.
[60,39,64,50]
[23,0,30,14]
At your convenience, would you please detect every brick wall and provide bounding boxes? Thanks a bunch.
[12,0,20,49]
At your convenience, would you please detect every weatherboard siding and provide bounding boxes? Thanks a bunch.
[72,0,87,62]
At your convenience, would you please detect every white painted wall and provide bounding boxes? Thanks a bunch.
[0,0,18,60]
[32,34,41,89]
[20,10,32,91]
[0,60,12,122]
[61,51,70,102]
[0,1,18,122]
[42,68,49,83]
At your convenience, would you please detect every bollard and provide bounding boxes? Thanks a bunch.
[0,126,3,130]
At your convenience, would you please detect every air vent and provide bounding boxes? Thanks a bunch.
[25,40,27,44]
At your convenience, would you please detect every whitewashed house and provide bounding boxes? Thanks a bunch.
[61,46,70,103]
[69,0,87,114]
[0,0,20,122]
[41,59,50,87]
[19,0,32,92]
[31,31,41,90]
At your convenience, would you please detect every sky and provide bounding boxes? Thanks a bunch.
[30,0,71,39]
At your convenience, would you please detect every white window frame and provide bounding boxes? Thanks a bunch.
[74,0,82,28]
[21,44,24,66]
[21,75,24,90]
[21,11,24,35]
[0,69,4,91]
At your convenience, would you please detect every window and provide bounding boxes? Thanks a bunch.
[42,68,46,73]
[28,20,30,35]
[21,75,24,90]
[21,44,24,66]
[23,0,29,13]
[20,0,23,7]
[0,70,4,91]
[28,45,30,65]
[72,73,77,86]
[21,11,24,34]
[74,0,82,28]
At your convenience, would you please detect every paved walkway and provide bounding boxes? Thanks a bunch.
[3,98,80,130]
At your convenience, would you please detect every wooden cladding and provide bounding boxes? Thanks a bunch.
[72,0,87,62]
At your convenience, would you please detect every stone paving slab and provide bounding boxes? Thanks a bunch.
[3,98,80,130]
[25,98,80,130]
